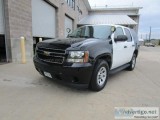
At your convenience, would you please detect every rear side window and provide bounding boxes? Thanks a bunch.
[114,27,124,38]
[124,28,132,42]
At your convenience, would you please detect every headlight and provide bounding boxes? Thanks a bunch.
[67,51,89,63]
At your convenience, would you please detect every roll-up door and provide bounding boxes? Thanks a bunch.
[32,0,56,38]
[0,0,4,34]
[65,16,73,37]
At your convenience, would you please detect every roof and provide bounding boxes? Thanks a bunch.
[78,14,137,25]
[90,7,142,11]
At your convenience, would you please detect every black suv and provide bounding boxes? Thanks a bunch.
[33,25,139,91]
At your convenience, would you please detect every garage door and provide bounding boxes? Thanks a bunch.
[65,16,73,37]
[32,0,56,38]
[0,0,4,34]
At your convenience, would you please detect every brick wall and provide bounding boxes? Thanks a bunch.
[49,0,88,37]
[4,0,33,62]
[4,0,89,62]
[77,0,88,21]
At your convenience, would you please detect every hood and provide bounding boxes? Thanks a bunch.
[37,38,100,49]
[42,38,86,45]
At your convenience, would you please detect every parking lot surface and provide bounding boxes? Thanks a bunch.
[0,47,160,120]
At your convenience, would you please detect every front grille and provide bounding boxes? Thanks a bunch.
[37,47,66,64]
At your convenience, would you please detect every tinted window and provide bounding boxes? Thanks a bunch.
[92,26,111,39]
[68,25,112,39]
[124,28,132,42]
[114,27,124,38]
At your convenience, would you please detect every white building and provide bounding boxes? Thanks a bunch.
[78,7,142,33]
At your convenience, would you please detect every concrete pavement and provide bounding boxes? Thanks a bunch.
[0,46,160,120]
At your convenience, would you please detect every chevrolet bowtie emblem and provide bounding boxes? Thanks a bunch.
[43,51,50,56]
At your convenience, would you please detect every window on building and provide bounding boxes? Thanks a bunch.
[124,28,132,42]
[65,0,75,10]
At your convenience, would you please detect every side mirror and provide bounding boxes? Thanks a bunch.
[115,35,128,42]
[111,26,116,32]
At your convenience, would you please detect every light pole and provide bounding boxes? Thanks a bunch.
[148,27,160,42]
[146,34,148,41]
[149,26,152,42]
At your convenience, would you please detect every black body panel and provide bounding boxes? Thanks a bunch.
[34,37,112,86]
[34,56,93,87]
[33,25,139,88]
[37,38,113,62]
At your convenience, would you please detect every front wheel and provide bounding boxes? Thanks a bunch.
[89,60,109,91]
[127,54,136,71]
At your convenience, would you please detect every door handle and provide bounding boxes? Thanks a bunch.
[132,45,135,47]
[124,46,127,48]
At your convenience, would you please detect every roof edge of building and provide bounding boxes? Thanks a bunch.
[90,7,143,11]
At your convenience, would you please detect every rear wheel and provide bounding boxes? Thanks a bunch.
[89,60,109,91]
[127,53,136,71]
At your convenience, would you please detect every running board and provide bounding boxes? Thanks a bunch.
[109,64,130,75]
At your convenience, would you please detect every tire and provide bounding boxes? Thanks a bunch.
[89,60,109,91]
[127,53,136,71]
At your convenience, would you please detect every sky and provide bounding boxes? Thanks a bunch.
[88,0,160,39]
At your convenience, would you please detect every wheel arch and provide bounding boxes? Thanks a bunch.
[94,53,112,70]
[134,49,139,57]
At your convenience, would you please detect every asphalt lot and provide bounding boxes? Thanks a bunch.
[0,46,160,120]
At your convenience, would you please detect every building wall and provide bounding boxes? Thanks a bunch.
[77,0,89,20]
[4,0,33,62]
[89,8,141,33]
[3,0,89,62]
[46,0,88,37]
[128,15,140,33]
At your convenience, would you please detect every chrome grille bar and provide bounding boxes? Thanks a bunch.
[37,47,66,64]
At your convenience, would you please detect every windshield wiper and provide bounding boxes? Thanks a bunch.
[68,35,77,38]
[80,36,90,38]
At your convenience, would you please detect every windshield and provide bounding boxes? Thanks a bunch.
[68,25,112,39]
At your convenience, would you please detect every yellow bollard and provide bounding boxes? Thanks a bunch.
[39,38,43,42]
[20,37,26,64]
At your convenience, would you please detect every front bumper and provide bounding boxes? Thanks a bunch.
[33,56,94,88]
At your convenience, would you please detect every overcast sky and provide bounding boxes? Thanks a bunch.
[88,0,160,39]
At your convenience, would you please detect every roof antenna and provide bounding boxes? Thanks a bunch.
[132,2,133,6]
